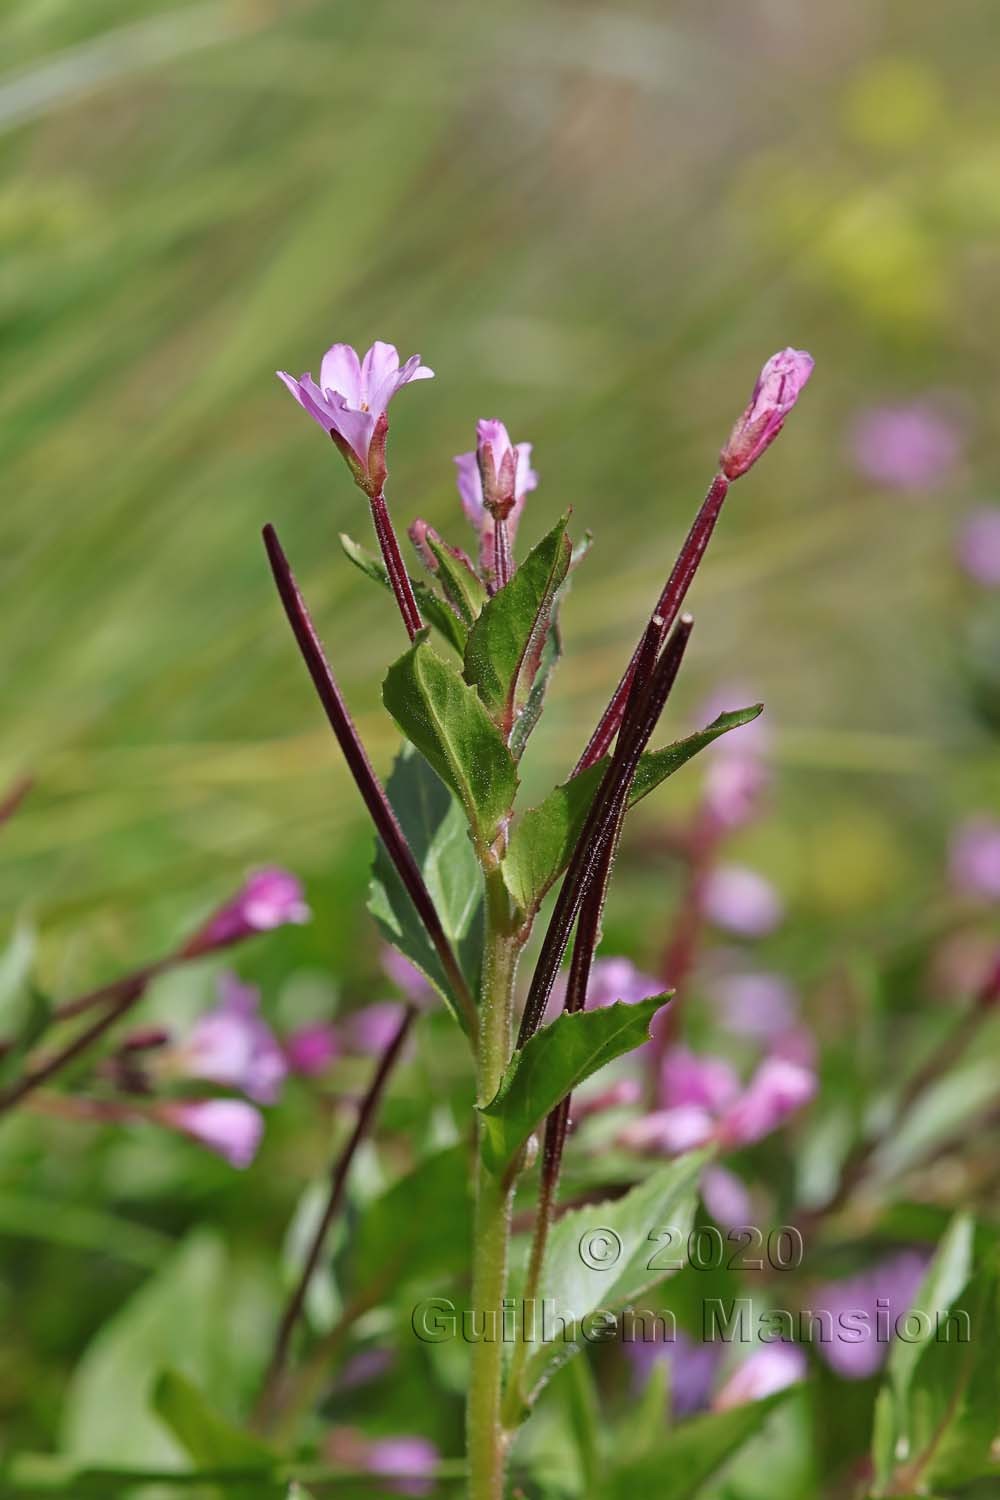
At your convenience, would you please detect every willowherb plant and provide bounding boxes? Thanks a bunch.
[263,338,812,1494]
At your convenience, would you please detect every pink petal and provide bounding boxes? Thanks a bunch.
[320,343,363,405]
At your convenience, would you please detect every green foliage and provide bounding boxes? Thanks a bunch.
[513,1153,704,1412]
[382,635,518,853]
[60,1231,271,1467]
[350,1145,472,1295]
[339,532,467,653]
[424,532,489,626]
[479,995,670,1175]
[464,517,572,741]
[603,1390,794,1498]
[367,747,482,1023]
[503,705,763,913]
[871,1215,999,1495]
[152,1369,276,1470]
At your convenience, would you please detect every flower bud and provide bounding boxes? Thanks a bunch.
[720,348,814,480]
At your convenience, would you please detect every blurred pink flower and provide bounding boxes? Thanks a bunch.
[851,402,961,493]
[701,864,784,937]
[284,1022,340,1076]
[717,1056,816,1148]
[455,418,537,576]
[345,1002,408,1055]
[720,348,814,481]
[572,1077,642,1121]
[949,817,1000,902]
[162,1098,263,1168]
[621,1046,814,1157]
[186,868,310,955]
[713,1342,807,1409]
[957,507,1000,587]
[708,971,798,1040]
[660,1046,741,1113]
[811,1250,930,1380]
[176,975,287,1104]
[278,340,433,492]
[701,1164,753,1228]
[366,1435,440,1496]
[546,955,661,1023]
[625,1327,723,1417]
[380,946,433,1004]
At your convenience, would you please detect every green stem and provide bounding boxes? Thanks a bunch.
[467,866,518,1500]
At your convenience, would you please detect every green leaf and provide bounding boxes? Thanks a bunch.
[383,636,518,852]
[903,1266,1000,1490]
[340,532,467,653]
[152,1369,275,1471]
[61,1231,265,1467]
[368,747,482,1025]
[479,996,670,1175]
[464,517,572,739]
[515,1153,704,1410]
[425,533,489,626]
[503,706,763,913]
[604,1390,793,1498]
[616,1356,669,1459]
[350,1145,471,1294]
[887,1212,974,1416]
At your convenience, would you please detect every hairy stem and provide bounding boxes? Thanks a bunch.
[467,866,519,1500]
[263,525,476,1038]
[370,491,424,640]
[255,1003,416,1427]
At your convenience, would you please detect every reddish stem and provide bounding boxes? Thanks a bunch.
[256,1003,416,1423]
[517,614,693,1049]
[370,492,424,640]
[262,526,476,1036]
[492,516,512,591]
[0,982,146,1115]
[574,472,729,774]
[0,775,33,829]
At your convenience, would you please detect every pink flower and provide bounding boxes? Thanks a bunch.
[177,974,287,1104]
[455,419,537,577]
[851,402,961,492]
[572,1077,643,1121]
[720,349,814,481]
[345,1002,408,1055]
[811,1251,930,1380]
[278,340,433,495]
[957,507,1000,586]
[380,946,433,1004]
[701,864,784,937]
[625,1328,723,1417]
[587,956,662,1009]
[366,1436,440,1496]
[717,1057,816,1148]
[660,1046,741,1113]
[185,868,311,955]
[620,1046,814,1158]
[162,1099,263,1168]
[708,971,798,1040]
[284,1022,340,1076]
[701,1164,753,1229]
[618,1105,717,1154]
[949,817,1000,902]
[713,1343,806,1410]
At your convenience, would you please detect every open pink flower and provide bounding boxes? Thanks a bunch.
[278,340,433,493]
[176,974,287,1104]
[812,1251,930,1380]
[720,349,814,481]
[713,1343,807,1409]
[162,1098,263,1168]
[185,868,311,955]
[716,1056,816,1148]
[455,419,537,577]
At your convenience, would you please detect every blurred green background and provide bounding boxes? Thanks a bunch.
[3,0,1000,983]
